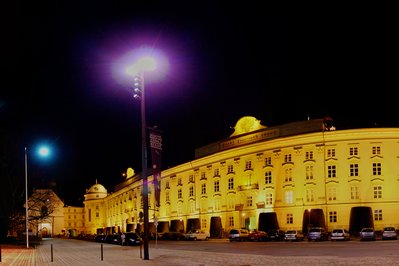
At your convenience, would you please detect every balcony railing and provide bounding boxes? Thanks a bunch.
[237,183,259,191]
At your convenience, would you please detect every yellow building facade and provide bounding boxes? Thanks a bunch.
[82,117,399,236]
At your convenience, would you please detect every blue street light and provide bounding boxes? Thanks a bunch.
[25,144,53,248]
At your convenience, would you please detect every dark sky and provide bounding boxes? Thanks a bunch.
[1,2,397,205]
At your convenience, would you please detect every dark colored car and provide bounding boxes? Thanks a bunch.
[125,232,142,245]
[94,234,106,243]
[105,234,122,244]
[248,230,268,241]
[267,229,285,241]
[160,231,185,240]
[307,227,329,241]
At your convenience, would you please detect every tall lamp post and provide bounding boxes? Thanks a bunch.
[24,145,51,248]
[128,56,157,260]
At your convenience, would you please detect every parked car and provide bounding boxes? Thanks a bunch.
[267,229,285,241]
[160,231,186,240]
[228,229,249,241]
[248,230,268,241]
[330,228,350,241]
[125,232,142,245]
[360,228,376,241]
[185,230,210,241]
[382,227,398,240]
[307,227,329,241]
[284,230,304,241]
[94,234,106,243]
[105,234,122,245]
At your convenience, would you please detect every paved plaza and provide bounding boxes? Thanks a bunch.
[1,238,399,265]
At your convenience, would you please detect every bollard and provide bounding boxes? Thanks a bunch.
[51,244,53,262]
[101,243,103,261]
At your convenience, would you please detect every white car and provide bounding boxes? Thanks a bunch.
[185,230,210,240]
[330,229,350,241]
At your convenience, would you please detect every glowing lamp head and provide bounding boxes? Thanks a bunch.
[37,146,51,158]
[126,56,157,77]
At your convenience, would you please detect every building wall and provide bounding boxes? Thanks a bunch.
[82,120,399,235]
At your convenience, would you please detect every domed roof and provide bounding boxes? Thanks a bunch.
[84,180,108,201]
[87,183,107,194]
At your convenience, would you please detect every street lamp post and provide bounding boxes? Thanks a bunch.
[136,72,150,260]
[24,147,29,249]
[24,145,51,249]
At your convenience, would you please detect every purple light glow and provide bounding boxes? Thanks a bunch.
[113,46,169,85]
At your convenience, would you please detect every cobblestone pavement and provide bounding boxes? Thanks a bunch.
[1,238,399,266]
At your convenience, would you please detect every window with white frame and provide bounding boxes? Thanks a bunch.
[246,196,253,207]
[284,167,293,182]
[265,156,272,166]
[329,211,337,222]
[351,186,360,200]
[214,180,220,192]
[228,177,234,190]
[285,190,293,204]
[286,213,293,224]
[349,147,358,156]
[189,186,194,197]
[306,189,314,202]
[350,164,359,176]
[284,154,292,163]
[265,171,272,184]
[245,160,252,170]
[178,188,182,199]
[328,187,337,201]
[305,151,313,160]
[327,148,336,158]
[266,193,273,205]
[373,163,382,176]
[373,186,382,199]
[328,165,336,178]
[227,164,234,174]
[372,146,381,155]
[201,183,206,194]
[374,209,382,221]
[229,216,234,227]
[201,218,207,229]
[306,165,313,180]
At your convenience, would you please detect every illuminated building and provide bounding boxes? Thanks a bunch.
[82,116,399,235]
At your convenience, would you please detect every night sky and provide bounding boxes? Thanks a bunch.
[1,2,397,206]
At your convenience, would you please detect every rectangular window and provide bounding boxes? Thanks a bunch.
[286,213,293,224]
[166,191,170,202]
[189,186,194,197]
[328,187,337,201]
[189,175,194,182]
[285,191,293,204]
[306,165,313,180]
[214,180,220,192]
[247,196,253,207]
[201,183,206,194]
[374,186,382,199]
[229,216,234,227]
[374,209,382,221]
[265,171,272,184]
[245,160,252,170]
[285,168,293,182]
[214,198,220,211]
[88,209,91,222]
[350,164,359,177]
[214,168,219,176]
[228,178,234,190]
[373,163,382,176]
[201,218,207,229]
[266,193,273,205]
[329,211,337,223]
[327,148,336,158]
[305,151,313,160]
[372,146,381,155]
[306,189,314,202]
[351,186,360,200]
[284,154,292,163]
[265,156,272,166]
[177,177,182,185]
[227,165,234,174]
[178,188,182,199]
[349,147,358,156]
[328,165,336,178]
